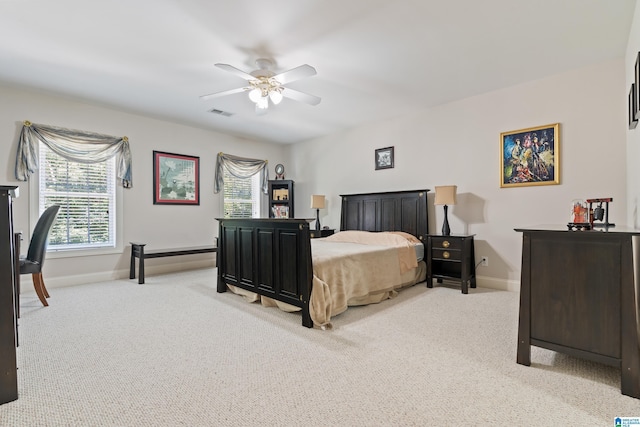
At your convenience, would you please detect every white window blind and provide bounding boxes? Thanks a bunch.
[223,168,261,218]
[38,142,116,250]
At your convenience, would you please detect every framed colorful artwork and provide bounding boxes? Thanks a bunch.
[500,123,560,188]
[153,151,200,205]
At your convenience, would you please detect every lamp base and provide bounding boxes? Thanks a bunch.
[442,205,451,236]
[315,209,321,231]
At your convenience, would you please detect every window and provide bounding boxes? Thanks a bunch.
[38,142,116,250]
[222,168,261,218]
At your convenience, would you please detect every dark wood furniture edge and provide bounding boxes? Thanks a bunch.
[620,234,640,398]
[339,189,429,242]
[13,233,20,321]
[516,231,531,366]
[129,242,217,284]
[309,229,334,238]
[217,190,430,328]
[515,227,640,399]
[0,186,18,405]
[530,339,620,367]
[216,219,313,327]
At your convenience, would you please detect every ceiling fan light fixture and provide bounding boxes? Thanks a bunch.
[205,59,320,115]
[256,96,269,110]
[269,89,283,105]
[248,88,262,103]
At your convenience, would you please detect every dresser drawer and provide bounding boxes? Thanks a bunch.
[432,248,461,261]
[430,237,462,250]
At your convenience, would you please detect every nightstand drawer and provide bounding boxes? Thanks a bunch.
[432,248,461,261]
[430,237,462,250]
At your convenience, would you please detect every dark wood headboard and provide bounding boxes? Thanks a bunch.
[339,189,430,242]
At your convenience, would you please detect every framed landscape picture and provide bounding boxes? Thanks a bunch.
[500,123,560,188]
[153,151,200,205]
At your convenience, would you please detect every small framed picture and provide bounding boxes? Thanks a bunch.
[153,151,200,205]
[375,146,394,170]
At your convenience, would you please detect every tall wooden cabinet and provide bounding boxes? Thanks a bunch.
[268,180,294,218]
[0,185,18,405]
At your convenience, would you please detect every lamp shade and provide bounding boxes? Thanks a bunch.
[434,185,457,206]
[310,195,325,209]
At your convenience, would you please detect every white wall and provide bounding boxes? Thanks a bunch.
[627,3,640,227]
[288,59,627,291]
[0,84,286,287]
[1,57,628,291]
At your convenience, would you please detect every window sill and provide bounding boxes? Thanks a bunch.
[46,246,123,259]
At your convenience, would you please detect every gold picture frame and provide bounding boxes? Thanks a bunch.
[500,123,560,188]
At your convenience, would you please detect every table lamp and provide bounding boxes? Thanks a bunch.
[434,185,457,236]
[310,195,325,231]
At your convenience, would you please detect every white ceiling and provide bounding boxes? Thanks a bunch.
[0,0,635,144]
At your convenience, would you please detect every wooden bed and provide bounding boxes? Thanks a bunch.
[216,189,429,328]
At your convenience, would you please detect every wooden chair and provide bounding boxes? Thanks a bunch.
[20,205,60,307]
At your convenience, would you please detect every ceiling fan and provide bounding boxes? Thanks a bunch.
[200,58,321,115]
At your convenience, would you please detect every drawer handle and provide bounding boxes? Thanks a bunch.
[442,240,450,248]
[443,251,450,259]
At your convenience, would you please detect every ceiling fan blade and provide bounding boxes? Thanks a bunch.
[215,63,256,81]
[199,87,249,101]
[272,64,317,85]
[281,87,321,106]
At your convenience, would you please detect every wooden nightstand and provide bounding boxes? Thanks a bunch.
[426,234,476,294]
[310,229,335,238]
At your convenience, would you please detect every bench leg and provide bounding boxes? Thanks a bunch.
[139,255,145,284]
[130,249,136,279]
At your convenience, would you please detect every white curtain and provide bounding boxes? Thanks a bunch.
[214,152,268,194]
[15,121,133,188]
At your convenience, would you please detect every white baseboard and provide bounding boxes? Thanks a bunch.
[475,275,520,292]
[25,259,215,290]
[127,259,216,285]
[24,263,518,294]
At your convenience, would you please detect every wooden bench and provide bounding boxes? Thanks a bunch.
[129,242,217,284]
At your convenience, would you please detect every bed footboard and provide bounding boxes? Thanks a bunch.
[216,218,313,328]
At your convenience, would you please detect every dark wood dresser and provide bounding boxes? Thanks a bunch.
[0,185,18,405]
[515,225,640,399]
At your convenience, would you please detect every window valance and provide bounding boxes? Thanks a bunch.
[15,121,133,188]
[214,152,268,194]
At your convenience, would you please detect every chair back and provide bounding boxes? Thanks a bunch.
[26,205,60,265]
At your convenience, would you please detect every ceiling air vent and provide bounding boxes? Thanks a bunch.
[208,108,234,117]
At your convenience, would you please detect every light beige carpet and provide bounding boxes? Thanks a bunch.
[0,268,637,426]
